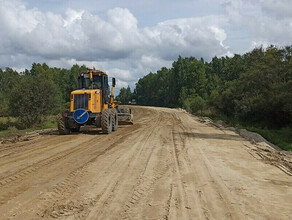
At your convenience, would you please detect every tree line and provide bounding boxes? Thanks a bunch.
[119,45,292,129]
[1,45,291,131]
[0,63,87,128]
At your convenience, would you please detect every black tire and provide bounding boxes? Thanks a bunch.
[101,109,112,134]
[70,126,80,132]
[111,108,118,131]
[58,113,70,135]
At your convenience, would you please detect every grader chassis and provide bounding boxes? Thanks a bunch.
[58,69,133,135]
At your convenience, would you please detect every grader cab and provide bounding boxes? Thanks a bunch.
[58,69,133,135]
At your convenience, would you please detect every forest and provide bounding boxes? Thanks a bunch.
[118,46,292,150]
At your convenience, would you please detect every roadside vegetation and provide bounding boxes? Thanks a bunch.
[118,45,292,151]
[0,115,57,137]
[0,64,87,135]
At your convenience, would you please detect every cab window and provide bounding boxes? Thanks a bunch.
[93,75,102,89]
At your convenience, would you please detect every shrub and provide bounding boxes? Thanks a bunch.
[183,96,205,114]
[9,75,58,128]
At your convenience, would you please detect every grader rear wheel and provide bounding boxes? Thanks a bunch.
[101,109,113,134]
[58,112,70,135]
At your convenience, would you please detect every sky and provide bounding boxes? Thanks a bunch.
[0,0,291,92]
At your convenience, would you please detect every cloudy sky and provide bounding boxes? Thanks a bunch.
[0,0,291,91]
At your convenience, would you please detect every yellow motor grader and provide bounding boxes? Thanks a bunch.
[58,68,133,134]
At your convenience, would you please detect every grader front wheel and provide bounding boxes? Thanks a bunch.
[101,109,113,134]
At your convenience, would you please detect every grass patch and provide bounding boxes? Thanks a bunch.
[197,111,292,151]
[0,129,16,137]
[37,115,57,129]
[0,126,26,137]
[0,115,57,138]
[0,117,18,130]
[0,117,17,123]
[245,127,292,151]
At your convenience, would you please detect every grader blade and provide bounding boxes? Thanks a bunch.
[117,108,133,125]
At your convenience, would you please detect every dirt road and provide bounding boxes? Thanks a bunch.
[0,106,291,219]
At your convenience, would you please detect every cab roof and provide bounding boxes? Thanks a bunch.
[87,68,108,76]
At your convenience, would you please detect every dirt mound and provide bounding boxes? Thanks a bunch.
[238,129,282,151]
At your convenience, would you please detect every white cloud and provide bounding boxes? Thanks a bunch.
[142,15,229,60]
[0,0,41,34]
[64,9,84,27]
[115,79,129,91]
[209,26,227,47]
[249,40,269,50]
[0,0,232,92]
[222,0,292,47]
[46,58,107,70]
[261,0,292,19]
[107,8,138,32]
[4,0,292,92]
[107,68,135,81]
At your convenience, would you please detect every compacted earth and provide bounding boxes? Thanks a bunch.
[0,106,291,219]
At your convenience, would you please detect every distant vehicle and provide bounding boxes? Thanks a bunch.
[131,99,136,105]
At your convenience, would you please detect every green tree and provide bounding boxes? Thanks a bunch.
[0,68,19,116]
[117,86,132,104]
[170,56,207,107]
[9,75,59,128]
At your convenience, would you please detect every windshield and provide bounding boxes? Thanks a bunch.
[78,74,102,89]
[78,74,90,89]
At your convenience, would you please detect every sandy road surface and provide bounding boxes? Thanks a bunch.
[0,106,291,220]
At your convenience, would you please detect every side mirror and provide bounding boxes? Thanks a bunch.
[112,78,116,87]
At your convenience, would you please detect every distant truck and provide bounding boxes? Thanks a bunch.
[129,99,136,105]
